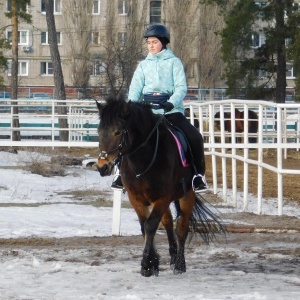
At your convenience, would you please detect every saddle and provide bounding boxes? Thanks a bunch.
[167,125,190,168]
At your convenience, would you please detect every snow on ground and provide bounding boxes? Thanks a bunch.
[0,150,299,300]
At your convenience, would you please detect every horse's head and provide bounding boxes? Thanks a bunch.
[95,95,130,176]
[214,111,221,130]
[214,111,231,131]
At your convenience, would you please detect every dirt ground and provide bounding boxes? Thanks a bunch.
[0,147,300,296]
[0,233,299,282]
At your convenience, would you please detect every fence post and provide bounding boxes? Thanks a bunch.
[112,190,122,236]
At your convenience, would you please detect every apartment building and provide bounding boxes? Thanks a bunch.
[2,1,296,97]
[0,0,170,92]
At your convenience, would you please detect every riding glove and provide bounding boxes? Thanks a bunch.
[161,102,174,112]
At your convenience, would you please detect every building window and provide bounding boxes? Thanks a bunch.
[41,32,61,45]
[150,1,161,23]
[92,0,100,14]
[6,0,11,11]
[257,69,267,79]
[41,62,53,75]
[255,2,267,18]
[118,0,128,15]
[286,64,297,79]
[251,33,266,48]
[91,60,104,76]
[6,0,29,12]
[91,32,100,45]
[118,32,127,46]
[285,38,292,47]
[7,30,29,45]
[41,0,61,14]
[7,60,29,76]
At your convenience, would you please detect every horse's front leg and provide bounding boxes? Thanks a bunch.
[141,201,170,277]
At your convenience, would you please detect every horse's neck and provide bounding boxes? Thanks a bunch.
[128,112,159,149]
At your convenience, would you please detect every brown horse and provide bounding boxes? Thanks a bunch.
[96,95,225,277]
[214,108,258,143]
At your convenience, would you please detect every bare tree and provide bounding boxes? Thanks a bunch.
[164,1,224,89]
[44,0,68,141]
[97,0,147,95]
[63,0,93,89]
[197,3,224,88]
[164,0,198,75]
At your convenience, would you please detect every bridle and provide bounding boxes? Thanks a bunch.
[98,127,129,167]
[99,115,165,178]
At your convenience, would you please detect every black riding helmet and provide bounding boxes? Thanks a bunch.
[144,24,170,43]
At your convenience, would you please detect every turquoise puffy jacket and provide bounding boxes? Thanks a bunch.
[128,48,187,115]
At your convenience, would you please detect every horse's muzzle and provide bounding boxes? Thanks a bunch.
[96,160,114,176]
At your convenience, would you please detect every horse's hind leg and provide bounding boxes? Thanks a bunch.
[161,207,177,269]
[174,190,195,274]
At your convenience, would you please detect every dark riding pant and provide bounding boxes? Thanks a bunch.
[165,112,205,175]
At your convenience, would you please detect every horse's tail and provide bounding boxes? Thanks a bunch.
[190,194,227,244]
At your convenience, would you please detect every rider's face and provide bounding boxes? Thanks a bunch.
[146,37,163,54]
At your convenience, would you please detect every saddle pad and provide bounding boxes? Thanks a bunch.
[168,129,190,168]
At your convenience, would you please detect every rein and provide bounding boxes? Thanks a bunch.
[126,115,164,178]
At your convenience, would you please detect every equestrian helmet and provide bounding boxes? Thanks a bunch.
[144,24,170,43]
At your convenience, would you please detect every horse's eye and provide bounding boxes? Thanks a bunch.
[115,130,121,136]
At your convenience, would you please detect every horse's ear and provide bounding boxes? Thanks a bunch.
[124,100,131,118]
[95,100,104,115]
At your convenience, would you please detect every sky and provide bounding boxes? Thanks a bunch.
[0,150,299,300]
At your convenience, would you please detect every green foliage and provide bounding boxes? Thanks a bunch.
[0,37,11,86]
[203,0,300,100]
[4,0,32,23]
[1,0,32,86]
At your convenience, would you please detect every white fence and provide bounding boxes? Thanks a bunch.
[186,99,300,217]
[1,99,300,228]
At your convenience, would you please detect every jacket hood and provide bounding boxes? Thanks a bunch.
[145,48,175,61]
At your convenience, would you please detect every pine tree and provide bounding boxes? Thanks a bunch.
[204,0,300,102]
[5,0,31,140]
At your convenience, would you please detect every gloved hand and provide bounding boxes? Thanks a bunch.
[161,102,174,112]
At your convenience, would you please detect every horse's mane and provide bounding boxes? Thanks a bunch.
[100,94,159,130]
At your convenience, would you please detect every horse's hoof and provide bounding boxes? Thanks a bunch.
[141,267,159,277]
[173,268,186,275]
[170,263,175,270]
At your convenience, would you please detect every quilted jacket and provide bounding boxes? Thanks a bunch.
[128,48,187,115]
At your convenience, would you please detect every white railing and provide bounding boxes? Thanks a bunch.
[186,99,300,216]
[0,99,99,147]
[1,99,300,233]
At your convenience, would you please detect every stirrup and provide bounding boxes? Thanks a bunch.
[192,174,208,193]
[111,174,124,191]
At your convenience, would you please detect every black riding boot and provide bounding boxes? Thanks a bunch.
[192,174,208,193]
[111,174,123,190]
